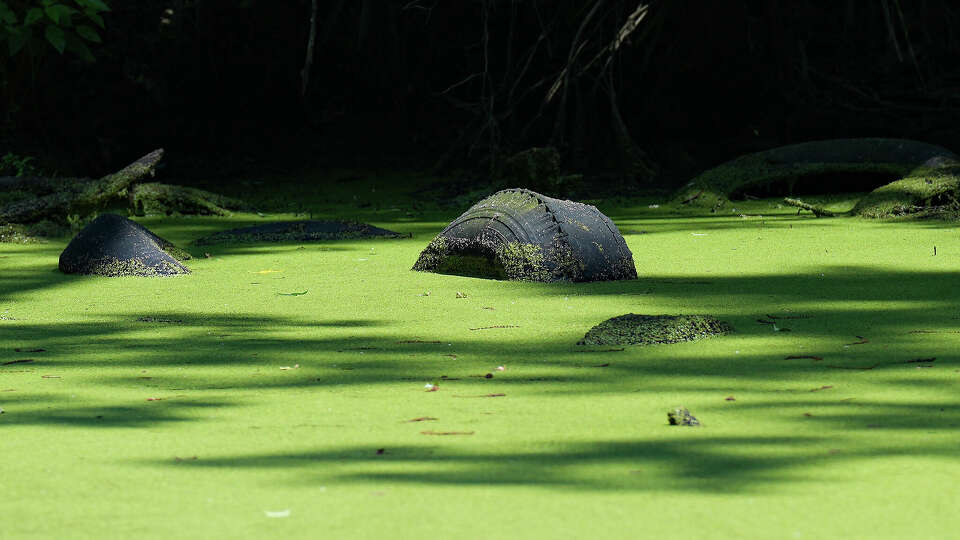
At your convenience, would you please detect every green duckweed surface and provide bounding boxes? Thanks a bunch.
[2,173,959,539]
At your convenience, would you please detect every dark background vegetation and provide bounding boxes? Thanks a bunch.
[2,0,959,190]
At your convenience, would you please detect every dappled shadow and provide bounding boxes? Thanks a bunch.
[145,424,959,494]
[0,393,235,428]
[0,261,79,302]
[4,252,960,494]
[150,436,830,493]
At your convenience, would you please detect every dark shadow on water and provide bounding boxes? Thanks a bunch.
[3,263,960,493]
[142,430,959,494]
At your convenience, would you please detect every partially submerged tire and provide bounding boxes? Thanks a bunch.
[673,138,959,209]
[59,214,190,277]
[193,220,406,246]
[413,188,637,282]
[578,314,732,346]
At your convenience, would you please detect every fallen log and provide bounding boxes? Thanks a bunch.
[783,197,835,217]
[129,183,248,216]
[0,149,165,224]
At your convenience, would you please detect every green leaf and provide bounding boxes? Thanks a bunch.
[44,24,65,53]
[7,26,29,56]
[65,32,94,61]
[25,8,44,25]
[78,0,110,12]
[44,5,60,24]
[75,24,99,42]
[85,12,103,28]
[0,2,17,25]
[45,4,76,25]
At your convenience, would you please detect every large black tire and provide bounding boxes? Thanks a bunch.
[672,138,959,208]
[413,189,637,282]
[59,214,190,277]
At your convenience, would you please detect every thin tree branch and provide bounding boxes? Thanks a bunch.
[300,0,318,98]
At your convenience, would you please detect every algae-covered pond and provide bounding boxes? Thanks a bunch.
[2,173,959,539]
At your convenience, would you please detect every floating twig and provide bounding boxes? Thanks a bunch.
[681,189,704,204]
[1,359,34,366]
[469,325,519,331]
[826,363,880,370]
[784,197,836,217]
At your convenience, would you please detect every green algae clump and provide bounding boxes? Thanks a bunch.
[578,313,732,346]
[413,237,552,281]
[667,407,701,427]
[496,242,552,282]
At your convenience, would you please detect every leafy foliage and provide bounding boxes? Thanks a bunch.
[0,151,40,176]
[0,0,109,61]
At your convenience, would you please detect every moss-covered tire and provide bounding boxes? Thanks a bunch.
[578,314,731,346]
[192,220,406,246]
[59,214,190,277]
[413,188,637,282]
[672,138,958,209]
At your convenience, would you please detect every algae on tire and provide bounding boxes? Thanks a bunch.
[671,138,959,217]
[59,214,191,277]
[413,188,637,282]
[578,314,731,346]
[193,220,406,246]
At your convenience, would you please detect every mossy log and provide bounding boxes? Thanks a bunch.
[129,183,248,216]
[0,149,164,224]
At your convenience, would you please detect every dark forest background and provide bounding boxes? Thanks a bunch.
[2,0,959,191]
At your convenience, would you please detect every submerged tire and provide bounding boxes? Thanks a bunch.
[578,314,732,346]
[672,138,959,208]
[193,220,406,246]
[413,188,637,282]
[59,214,190,277]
